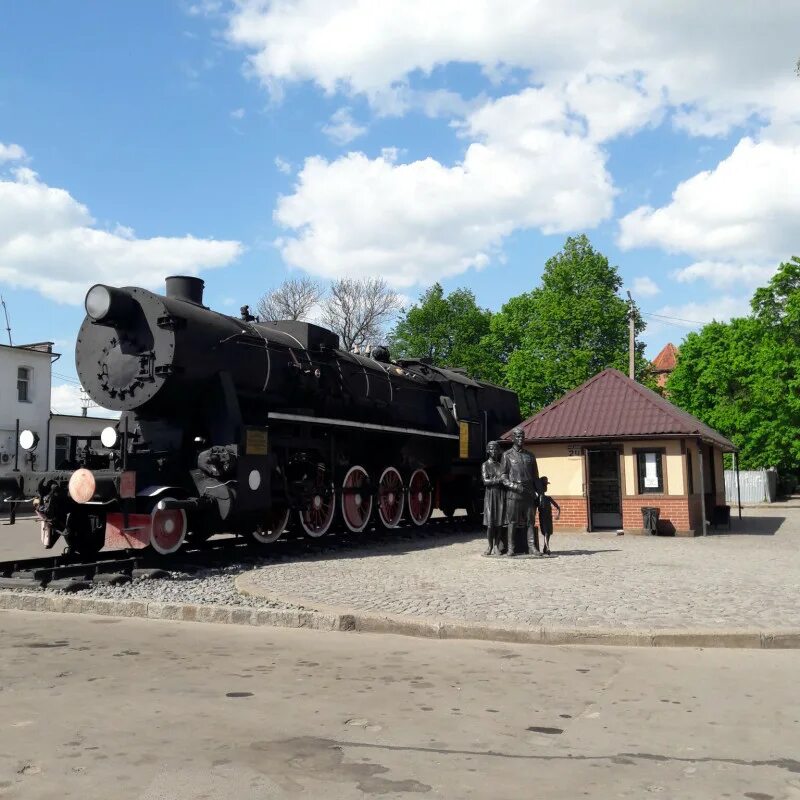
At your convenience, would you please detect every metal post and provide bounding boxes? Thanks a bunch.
[734,451,742,520]
[627,291,635,380]
[122,415,129,472]
[45,413,52,471]
[13,418,19,472]
[697,441,707,536]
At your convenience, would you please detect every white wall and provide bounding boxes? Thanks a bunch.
[0,345,53,473]
[49,415,112,469]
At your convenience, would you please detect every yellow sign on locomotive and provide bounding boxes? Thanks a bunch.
[459,421,470,459]
[245,428,269,456]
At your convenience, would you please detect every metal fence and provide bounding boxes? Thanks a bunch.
[724,468,777,505]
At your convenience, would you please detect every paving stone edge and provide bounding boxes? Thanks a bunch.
[2,587,798,650]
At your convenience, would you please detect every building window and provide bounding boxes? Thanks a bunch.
[55,435,70,469]
[637,451,664,494]
[17,367,31,403]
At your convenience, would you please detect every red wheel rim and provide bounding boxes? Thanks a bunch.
[150,500,187,554]
[253,505,290,544]
[341,466,373,532]
[408,469,432,526]
[378,467,404,528]
[299,483,335,537]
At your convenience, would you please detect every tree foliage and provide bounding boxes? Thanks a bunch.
[256,277,322,321]
[390,284,495,378]
[668,257,800,473]
[256,276,400,351]
[321,277,401,352]
[488,235,647,413]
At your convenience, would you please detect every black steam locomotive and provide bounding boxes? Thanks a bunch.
[2,276,520,555]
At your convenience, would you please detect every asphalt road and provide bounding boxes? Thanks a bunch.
[0,610,798,799]
[0,515,44,560]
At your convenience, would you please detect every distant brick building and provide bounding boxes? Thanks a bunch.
[652,342,679,388]
[508,368,734,536]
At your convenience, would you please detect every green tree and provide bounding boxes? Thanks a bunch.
[389,284,497,379]
[489,235,647,414]
[668,257,800,474]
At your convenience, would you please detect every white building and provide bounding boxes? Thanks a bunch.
[0,341,113,473]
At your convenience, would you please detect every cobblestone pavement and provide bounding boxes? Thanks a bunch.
[241,507,800,632]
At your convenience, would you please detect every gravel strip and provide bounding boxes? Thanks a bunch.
[7,562,305,611]
[87,565,304,609]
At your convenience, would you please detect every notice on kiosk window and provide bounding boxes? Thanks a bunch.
[643,453,659,488]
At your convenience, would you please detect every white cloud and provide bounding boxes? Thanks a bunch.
[186,0,223,17]
[672,261,777,291]
[274,156,292,175]
[631,276,660,297]
[225,3,800,288]
[0,147,243,304]
[618,135,800,266]
[321,107,367,145]
[50,384,119,419]
[0,143,26,163]
[225,1,800,136]
[275,88,614,286]
[230,107,246,120]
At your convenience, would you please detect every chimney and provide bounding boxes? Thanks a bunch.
[165,276,204,305]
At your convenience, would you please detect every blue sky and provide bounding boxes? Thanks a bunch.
[1,1,798,414]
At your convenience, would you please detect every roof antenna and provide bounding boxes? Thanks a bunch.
[0,295,12,346]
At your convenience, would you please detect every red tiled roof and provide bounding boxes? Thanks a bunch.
[652,342,678,372]
[507,368,736,451]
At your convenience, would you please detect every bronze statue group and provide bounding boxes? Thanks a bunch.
[482,427,560,557]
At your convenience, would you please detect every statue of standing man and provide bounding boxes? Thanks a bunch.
[501,427,540,557]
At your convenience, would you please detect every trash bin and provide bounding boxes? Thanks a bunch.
[642,506,659,535]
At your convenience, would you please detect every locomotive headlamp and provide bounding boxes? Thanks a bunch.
[19,429,39,451]
[100,426,118,448]
[85,284,137,325]
[85,284,113,320]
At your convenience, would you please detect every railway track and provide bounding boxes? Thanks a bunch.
[0,515,481,593]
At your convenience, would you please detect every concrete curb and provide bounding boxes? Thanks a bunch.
[2,588,799,650]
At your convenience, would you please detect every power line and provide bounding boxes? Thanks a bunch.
[642,311,708,326]
[52,372,82,385]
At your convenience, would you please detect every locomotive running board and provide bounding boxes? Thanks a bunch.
[267,412,459,440]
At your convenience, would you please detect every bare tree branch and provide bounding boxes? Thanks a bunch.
[321,277,401,351]
[256,277,323,321]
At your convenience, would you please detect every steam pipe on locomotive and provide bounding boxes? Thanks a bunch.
[1,277,520,556]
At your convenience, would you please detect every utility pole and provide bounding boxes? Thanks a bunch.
[626,290,635,380]
[0,295,12,346]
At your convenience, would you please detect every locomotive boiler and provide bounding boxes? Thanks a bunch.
[2,276,520,555]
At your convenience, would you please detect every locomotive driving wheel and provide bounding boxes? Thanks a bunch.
[299,483,336,537]
[377,466,404,529]
[150,499,187,555]
[341,465,373,533]
[252,504,290,544]
[408,468,433,527]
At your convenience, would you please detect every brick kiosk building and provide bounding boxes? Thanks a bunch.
[509,368,735,536]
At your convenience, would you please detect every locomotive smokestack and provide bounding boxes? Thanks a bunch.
[165,276,204,305]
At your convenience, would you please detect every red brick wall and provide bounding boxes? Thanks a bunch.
[551,496,588,531]
[549,494,700,535]
[621,496,693,535]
